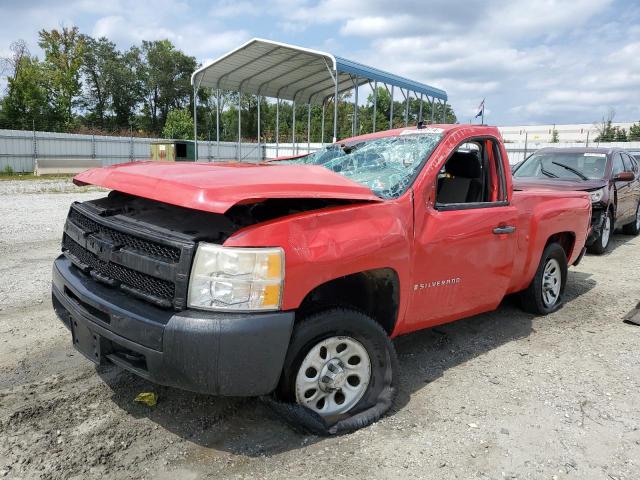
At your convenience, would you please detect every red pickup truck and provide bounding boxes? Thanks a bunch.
[52,124,591,432]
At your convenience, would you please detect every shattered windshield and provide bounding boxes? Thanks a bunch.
[284,131,443,198]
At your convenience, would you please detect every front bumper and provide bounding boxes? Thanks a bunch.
[586,208,606,246]
[52,256,295,396]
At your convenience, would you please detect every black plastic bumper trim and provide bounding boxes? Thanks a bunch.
[52,256,295,396]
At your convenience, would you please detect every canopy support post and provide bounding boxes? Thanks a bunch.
[237,90,241,160]
[321,101,325,145]
[257,94,261,161]
[193,85,198,159]
[353,76,359,136]
[403,89,409,127]
[372,80,377,133]
[389,85,394,129]
[307,103,311,153]
[430,97,435,124]
[333,71,338,143]
[276,97,280,158]
[418,93,423,123]
[292,100,296,155]
[216,89,220,160]
[442,100,447,123]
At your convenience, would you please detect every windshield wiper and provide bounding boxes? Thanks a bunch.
[551,161,588,180]
[540,166,558,178]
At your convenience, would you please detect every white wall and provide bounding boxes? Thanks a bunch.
[499,122,638,143]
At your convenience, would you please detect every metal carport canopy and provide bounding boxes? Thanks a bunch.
[191,38,448,160]
[191,38,447,105]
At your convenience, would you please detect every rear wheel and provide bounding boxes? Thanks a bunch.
[520,242,568,314]
[622,202,640,235]
[278,308,398,431]
[588,209,612,254]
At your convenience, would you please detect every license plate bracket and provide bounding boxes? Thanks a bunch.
[70,318,102,365]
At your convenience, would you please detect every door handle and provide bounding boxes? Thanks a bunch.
[493,225,516,234]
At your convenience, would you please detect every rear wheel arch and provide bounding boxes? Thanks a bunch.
[296,268,400,336]
[545,231,576,261]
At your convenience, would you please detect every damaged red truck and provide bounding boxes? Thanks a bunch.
[52,124,591,431]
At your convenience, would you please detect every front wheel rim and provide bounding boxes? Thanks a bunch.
[542,258,562,308]
[295,336,371,417]
[601,214,611,247]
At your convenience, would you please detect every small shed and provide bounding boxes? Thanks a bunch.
[150,140,196,162]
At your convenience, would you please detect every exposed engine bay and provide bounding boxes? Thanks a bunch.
[85,191,356,244]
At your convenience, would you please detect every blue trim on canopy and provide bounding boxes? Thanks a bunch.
[335,56,447,101]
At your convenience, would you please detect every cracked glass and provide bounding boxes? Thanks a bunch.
[285,131,443,199]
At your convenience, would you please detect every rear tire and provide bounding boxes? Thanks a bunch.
[588,209,613,254]
[278,308,398,432]
[520,242,568,315]
[622,202,640,235]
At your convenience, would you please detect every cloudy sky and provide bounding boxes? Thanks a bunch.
[1,0,639,125]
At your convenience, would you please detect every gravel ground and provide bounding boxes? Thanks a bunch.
[1,179,639,480]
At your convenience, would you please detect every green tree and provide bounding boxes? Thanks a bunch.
[550,126,559,143]
[162,108,194,139]
[614,127,628,142]
[111,47,144,129]
[81,36,118,127]
[140,40,197,133]
[38,26,86,128]
[629,122,640,141]
[0,54,52,130]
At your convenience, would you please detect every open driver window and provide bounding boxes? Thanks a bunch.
[435,138,507,208]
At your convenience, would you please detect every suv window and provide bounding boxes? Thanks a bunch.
[612,153,625,176]
[436,138,506,208]
[623,153,638,173]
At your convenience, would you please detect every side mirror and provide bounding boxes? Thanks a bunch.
[614,171,635,182]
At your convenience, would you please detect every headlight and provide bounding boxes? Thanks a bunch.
[188,243,284,311]
[589,188,605,203]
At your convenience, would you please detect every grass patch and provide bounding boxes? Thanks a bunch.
[0,173,75,181]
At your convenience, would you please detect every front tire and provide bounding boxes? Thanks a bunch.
[520,242,568,314]
[622,202,640,236]
[588,209,613,254]
[278,308,398,431]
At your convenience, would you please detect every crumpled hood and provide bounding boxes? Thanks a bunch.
[513,177,607,192]
[73,161,382,213]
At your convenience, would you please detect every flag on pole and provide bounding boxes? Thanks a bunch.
[475,99,485,118]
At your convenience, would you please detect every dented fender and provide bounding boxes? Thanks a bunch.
[223,197,414,332]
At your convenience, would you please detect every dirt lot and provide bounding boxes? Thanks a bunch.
[1,178,639,480]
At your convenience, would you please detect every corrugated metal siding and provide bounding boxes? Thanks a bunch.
[0,129,267,172]
[3,128,639,172]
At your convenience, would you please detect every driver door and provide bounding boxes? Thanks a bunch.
[406,138,518,330]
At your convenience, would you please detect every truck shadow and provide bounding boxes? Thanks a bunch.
[98,270,597,457]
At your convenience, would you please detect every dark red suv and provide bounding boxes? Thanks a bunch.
[513,147,640,254]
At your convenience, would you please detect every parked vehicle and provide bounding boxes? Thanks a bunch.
[52,125,591,431]
[513,147,640,254]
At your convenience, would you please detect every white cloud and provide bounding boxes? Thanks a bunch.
[1,0,639,124]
